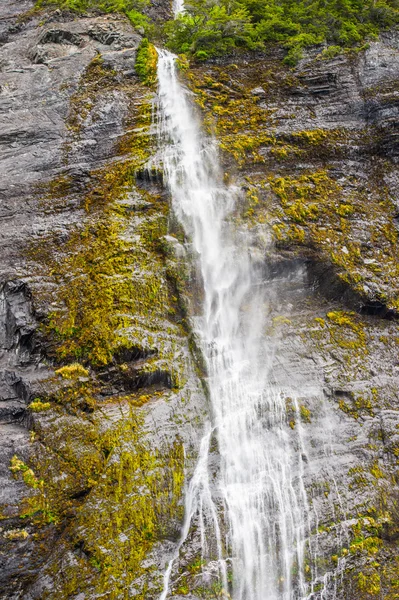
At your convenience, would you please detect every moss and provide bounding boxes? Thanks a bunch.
[329,487,399,597]
[55,363,89,379]
[62,409,184,598]
[12,402,185,597]
[10,456,58,525]
[185,59,399,309]
[66,55,119,140]
[348,466,370,488]
[29,399,52,412]
[16,43,198,596]
[267,166,399,309]
[357,570,381,596]
[39,202,183,369]
[185,64,280,165]
[50,374,98,412]
[185,64,352,167]
[272,315,292,327]
[300,404,311,423]
[370,462,384,480]
[4,529,29,540]
[326,311,366,349]
[135,38,158,86]
[38,175,74,212]
[183,55,399,309]
[29,82,188,385]
[268,169,341,225]
[266,166,398,308]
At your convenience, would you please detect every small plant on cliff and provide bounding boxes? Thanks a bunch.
[135,37,158,85]
[29,399,51,412]
[55,363,89,379]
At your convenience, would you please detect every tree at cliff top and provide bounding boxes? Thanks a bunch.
[165,0,399,62]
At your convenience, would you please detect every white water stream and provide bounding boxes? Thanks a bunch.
[157,50,309,600]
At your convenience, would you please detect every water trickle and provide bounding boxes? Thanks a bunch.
[157,49,309,600]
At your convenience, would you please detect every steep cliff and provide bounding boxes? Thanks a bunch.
[179,35,399,599]
[0,3,205,598]
[0,1,398,599]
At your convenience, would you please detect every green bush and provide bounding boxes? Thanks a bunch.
[165,0,260,56]
[135,37,158,84]
[165,0,399,62]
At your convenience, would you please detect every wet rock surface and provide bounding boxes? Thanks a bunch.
[0,4,205,598]
[167,34,399,600]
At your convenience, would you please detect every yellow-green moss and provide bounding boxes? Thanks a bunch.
[25,406,184,598]
[290,128,346,146]
[326,311,366,349]
[4,529,29,540]
[30,84,187,381]
[66,55,118,139]
[10,456,57,524]
[55,363,89,379]
[184,58,399,310]
[14,30,197,600]
[29,399,51,412]
[299,404,311,423]
[185,65,278,165]
[269,169,342,224]
[135,38,158,86]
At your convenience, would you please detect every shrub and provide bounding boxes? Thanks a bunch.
[135,37,158,85]
[165,0,399,62]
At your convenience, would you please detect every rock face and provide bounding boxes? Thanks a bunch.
[0,3,205,598]
[0,2,398,600]
[180,35,399,599]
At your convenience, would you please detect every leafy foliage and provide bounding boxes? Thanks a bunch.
[165,1,260,59]
[135,37,158,84]
[165,0,399,62]
[35,0,153,33]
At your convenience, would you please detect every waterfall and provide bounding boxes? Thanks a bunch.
[156,49,309,600]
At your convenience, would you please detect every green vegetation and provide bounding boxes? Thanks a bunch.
[65,55,119,140]
[165,0,260,60]
[35,0,153,33]
[135,38,158,85]
[34,0,399,64]
[56,363,90,379]
[29,40,190,391]
[185,64,278,164]
[10,456,58,524]
[54,409,185,598]
[29,399,52,412]
[165,0,399,62]
[11,405,185,597]
[32,78,179,369]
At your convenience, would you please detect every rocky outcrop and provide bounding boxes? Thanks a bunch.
[180,35,399,599]
[0,4,205,598]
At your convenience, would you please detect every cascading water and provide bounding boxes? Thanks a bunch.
[156,50,310,600]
